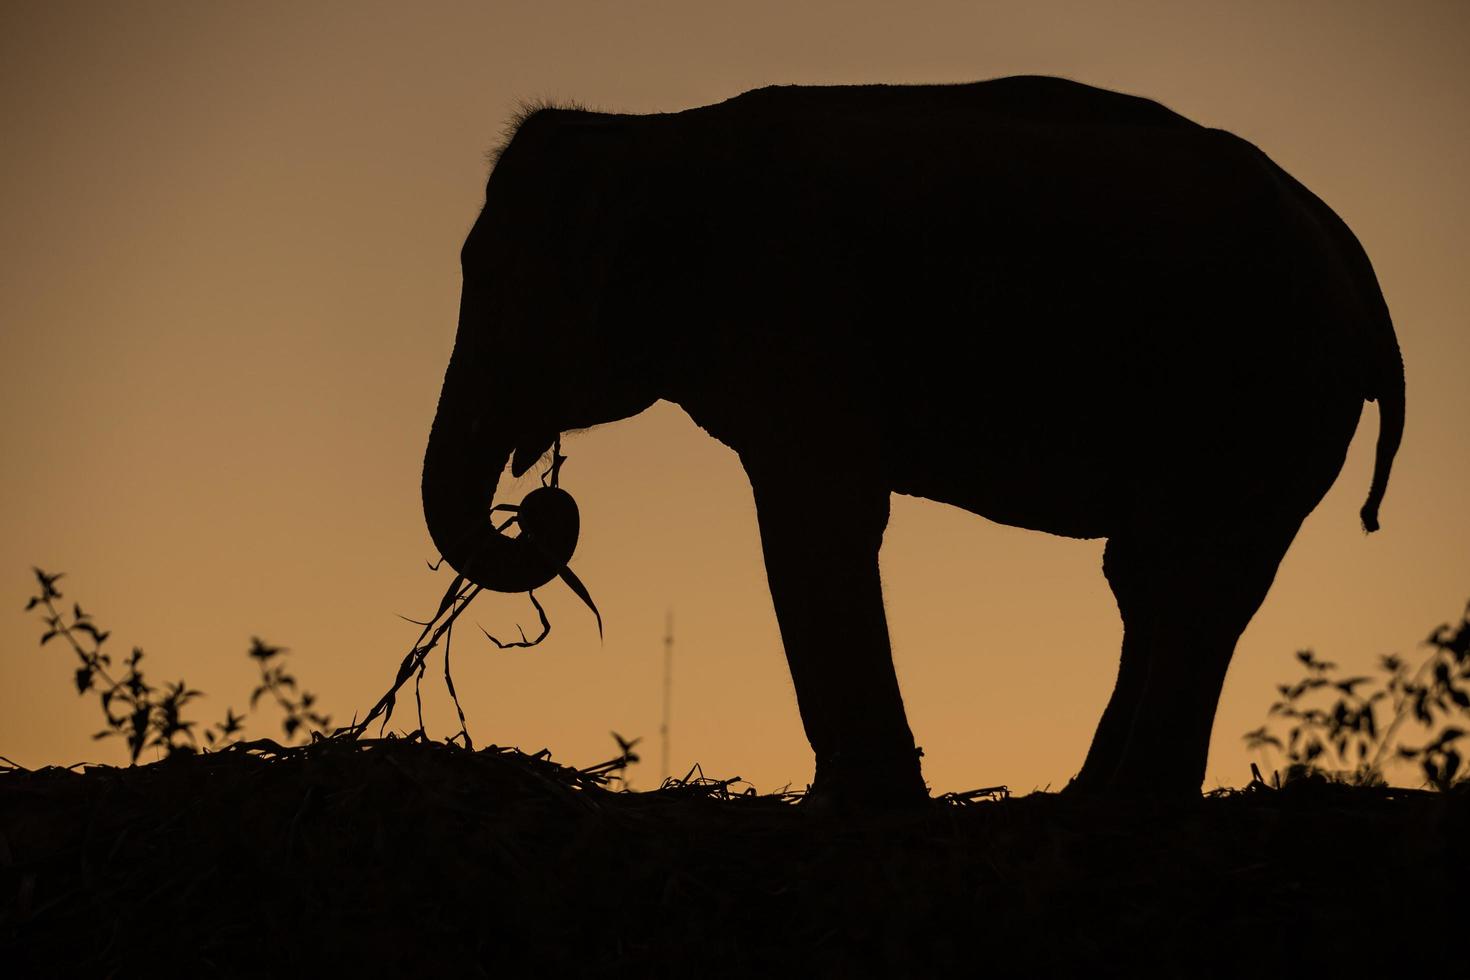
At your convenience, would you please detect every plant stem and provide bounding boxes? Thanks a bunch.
[1368,655,1437,775]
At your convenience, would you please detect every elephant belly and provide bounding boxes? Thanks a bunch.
[885,370,1127,540]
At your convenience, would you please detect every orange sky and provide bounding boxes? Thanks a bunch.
[2,1,1467,793]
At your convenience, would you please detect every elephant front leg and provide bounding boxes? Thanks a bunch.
[747,468,927,807]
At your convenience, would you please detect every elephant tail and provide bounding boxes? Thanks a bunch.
[1359,317,1404,534]
[1253,142,1404,533]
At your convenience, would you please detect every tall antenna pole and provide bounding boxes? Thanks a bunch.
[660,610,673,783]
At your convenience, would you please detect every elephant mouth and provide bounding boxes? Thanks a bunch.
[510,431,558,479]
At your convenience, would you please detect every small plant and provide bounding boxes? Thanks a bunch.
[245,637,332,744]
[23,567,646,791]
[1244,599,1470,790]
[27,567,326,762]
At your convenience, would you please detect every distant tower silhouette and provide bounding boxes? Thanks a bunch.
[660,610,673,783]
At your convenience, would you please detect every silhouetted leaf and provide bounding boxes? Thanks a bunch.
[612,731,641,753]
[248,637,285,662]
[558,566,602,639]
[32,568,64,598]
[378,692,397,734]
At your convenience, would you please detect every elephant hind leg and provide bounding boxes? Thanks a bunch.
[1075,514,1305,794]
[1068,540,1154,792]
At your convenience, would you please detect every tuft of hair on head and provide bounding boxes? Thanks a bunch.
[485,97,591,169]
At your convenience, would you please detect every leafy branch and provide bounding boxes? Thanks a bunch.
[27,567,322,762]
[1244,599,1470,790]
[246,638,331,743]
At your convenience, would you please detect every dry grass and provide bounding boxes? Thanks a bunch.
[1,737,1464,978]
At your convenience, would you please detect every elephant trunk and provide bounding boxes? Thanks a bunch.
[421,356,563,594]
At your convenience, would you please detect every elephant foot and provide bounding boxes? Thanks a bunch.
[802,746,930,813]
[1062,761,1113,796]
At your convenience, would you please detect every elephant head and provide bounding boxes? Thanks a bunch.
[422,108,659,596]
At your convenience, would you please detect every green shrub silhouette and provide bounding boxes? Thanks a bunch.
[26,567,327,762]
[23,566,641,780]
[1244,600,1470,790]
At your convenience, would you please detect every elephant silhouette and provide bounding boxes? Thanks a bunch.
[423,76,1404,804]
